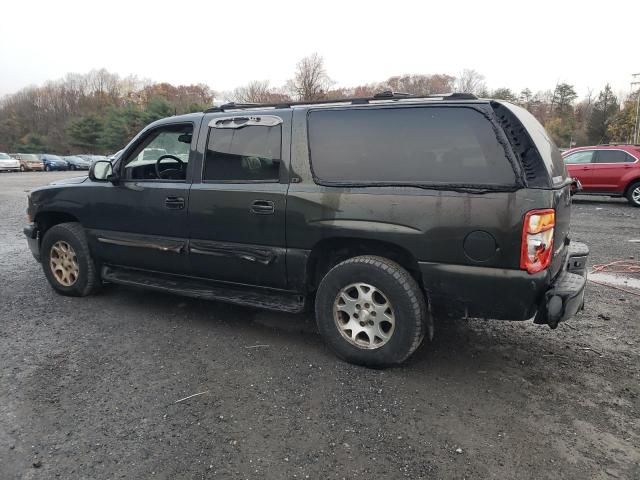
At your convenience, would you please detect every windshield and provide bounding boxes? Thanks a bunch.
[23,154,39,162]
[0,153,11,159]
[48,155,63,161]
[65,156,83,161]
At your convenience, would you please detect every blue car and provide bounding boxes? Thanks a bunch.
[40,154,68,171]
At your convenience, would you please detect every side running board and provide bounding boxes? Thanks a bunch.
[101,265,305,313]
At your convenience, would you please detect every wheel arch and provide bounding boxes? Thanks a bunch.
[35,211,80,239]
[623,177,640,197]
[304,237,422,292]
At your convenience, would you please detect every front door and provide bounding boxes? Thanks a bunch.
[188,111,291,289]
[564,149,595,191]
[85,122,198,275]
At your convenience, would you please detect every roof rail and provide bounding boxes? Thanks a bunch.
[203,91,478,113]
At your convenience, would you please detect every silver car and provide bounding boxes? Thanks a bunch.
[0,152,21,172]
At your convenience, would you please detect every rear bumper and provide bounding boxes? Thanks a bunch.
[23,223,41,262]
[0,166,20,171]
[535,241,589,328]
[418,241,589,324]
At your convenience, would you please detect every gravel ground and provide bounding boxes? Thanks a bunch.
[1,171,639,479]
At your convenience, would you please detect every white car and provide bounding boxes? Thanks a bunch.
[0,153,21,172]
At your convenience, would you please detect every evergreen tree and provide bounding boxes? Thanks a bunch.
[68,116,103,152]
[587,84,619,144]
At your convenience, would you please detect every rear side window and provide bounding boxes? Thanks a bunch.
[307,107,516,186]
[595,150,635,163]
[204,125,281,182]
[564,151,594,164]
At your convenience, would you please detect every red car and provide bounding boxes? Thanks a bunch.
[562,144,640,207]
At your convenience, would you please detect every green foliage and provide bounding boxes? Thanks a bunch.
[552,83,578,116]
[144,97,174,123]
[587,84,619,144]
[68,116,103,152]
[545,117,574,148]
[100,104,146,153]
[14,133,47,153]
[491,88,517,102]
[607,92,639,143]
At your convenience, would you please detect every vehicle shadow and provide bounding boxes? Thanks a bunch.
[102,284,576,373]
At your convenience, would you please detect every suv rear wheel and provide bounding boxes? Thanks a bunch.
[315,255,426,367]
[626,181,640,207]
[41,222,101,296]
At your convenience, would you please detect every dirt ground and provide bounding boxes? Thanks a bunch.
[1,171,638,479]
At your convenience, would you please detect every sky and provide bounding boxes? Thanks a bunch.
[1,0,639,99]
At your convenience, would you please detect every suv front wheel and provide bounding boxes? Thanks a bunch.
[315,255,427,367]
[41,222,101,297]
[626,181,640,207]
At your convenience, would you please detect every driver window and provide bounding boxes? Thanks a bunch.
[122,124,193,181]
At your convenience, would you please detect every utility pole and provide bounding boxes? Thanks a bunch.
[632,73,640,144]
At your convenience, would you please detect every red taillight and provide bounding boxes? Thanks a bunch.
[520,209,555,274]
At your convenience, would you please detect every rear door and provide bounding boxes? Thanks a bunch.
[187,110,291,289]
[591,149,636,192]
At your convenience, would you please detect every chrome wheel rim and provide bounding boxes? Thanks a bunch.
[333,282,396,349]
[633,187,640,204]
[49,241,79,286]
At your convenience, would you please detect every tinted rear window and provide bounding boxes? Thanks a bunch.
[595,150,635,163]
[204,125,281,182]
[308,107,516,185]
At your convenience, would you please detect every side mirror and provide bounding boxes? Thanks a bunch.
[89,160,115,183]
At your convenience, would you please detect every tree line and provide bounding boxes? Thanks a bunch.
[0,53,638,154]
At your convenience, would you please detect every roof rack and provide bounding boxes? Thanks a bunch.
[203,91,478,113]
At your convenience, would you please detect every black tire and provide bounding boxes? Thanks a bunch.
[20,165,25,172]
[626,181,640,207]
[45,165,51,172]
[69,164,75,171]
[41,222,101,297]
[315,255,427,367]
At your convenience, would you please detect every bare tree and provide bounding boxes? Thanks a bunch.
[230,80,290,103]
[455,69,487,95]
[287,53,333,101]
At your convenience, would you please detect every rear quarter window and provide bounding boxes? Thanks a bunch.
[307,107,516,186]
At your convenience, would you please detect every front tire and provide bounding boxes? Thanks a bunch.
[626,181,640,207]
[41,222,101,297]
[45,165,51,172]
[315,255,427,367]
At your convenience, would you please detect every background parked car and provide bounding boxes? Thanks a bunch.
[10,153,44,171]
[63,155,91,170]
[562,144,640,207]
[40,154,69,171]
[0,152,21,172]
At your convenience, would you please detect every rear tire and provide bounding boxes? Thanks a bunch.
[626,181,640,207]
[315,255,426,367]
[41,222,101,297]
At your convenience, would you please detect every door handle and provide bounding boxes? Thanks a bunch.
[251,200,275,215]
[165,196,185,209]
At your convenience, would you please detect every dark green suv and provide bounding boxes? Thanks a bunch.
[24,92,589,366]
